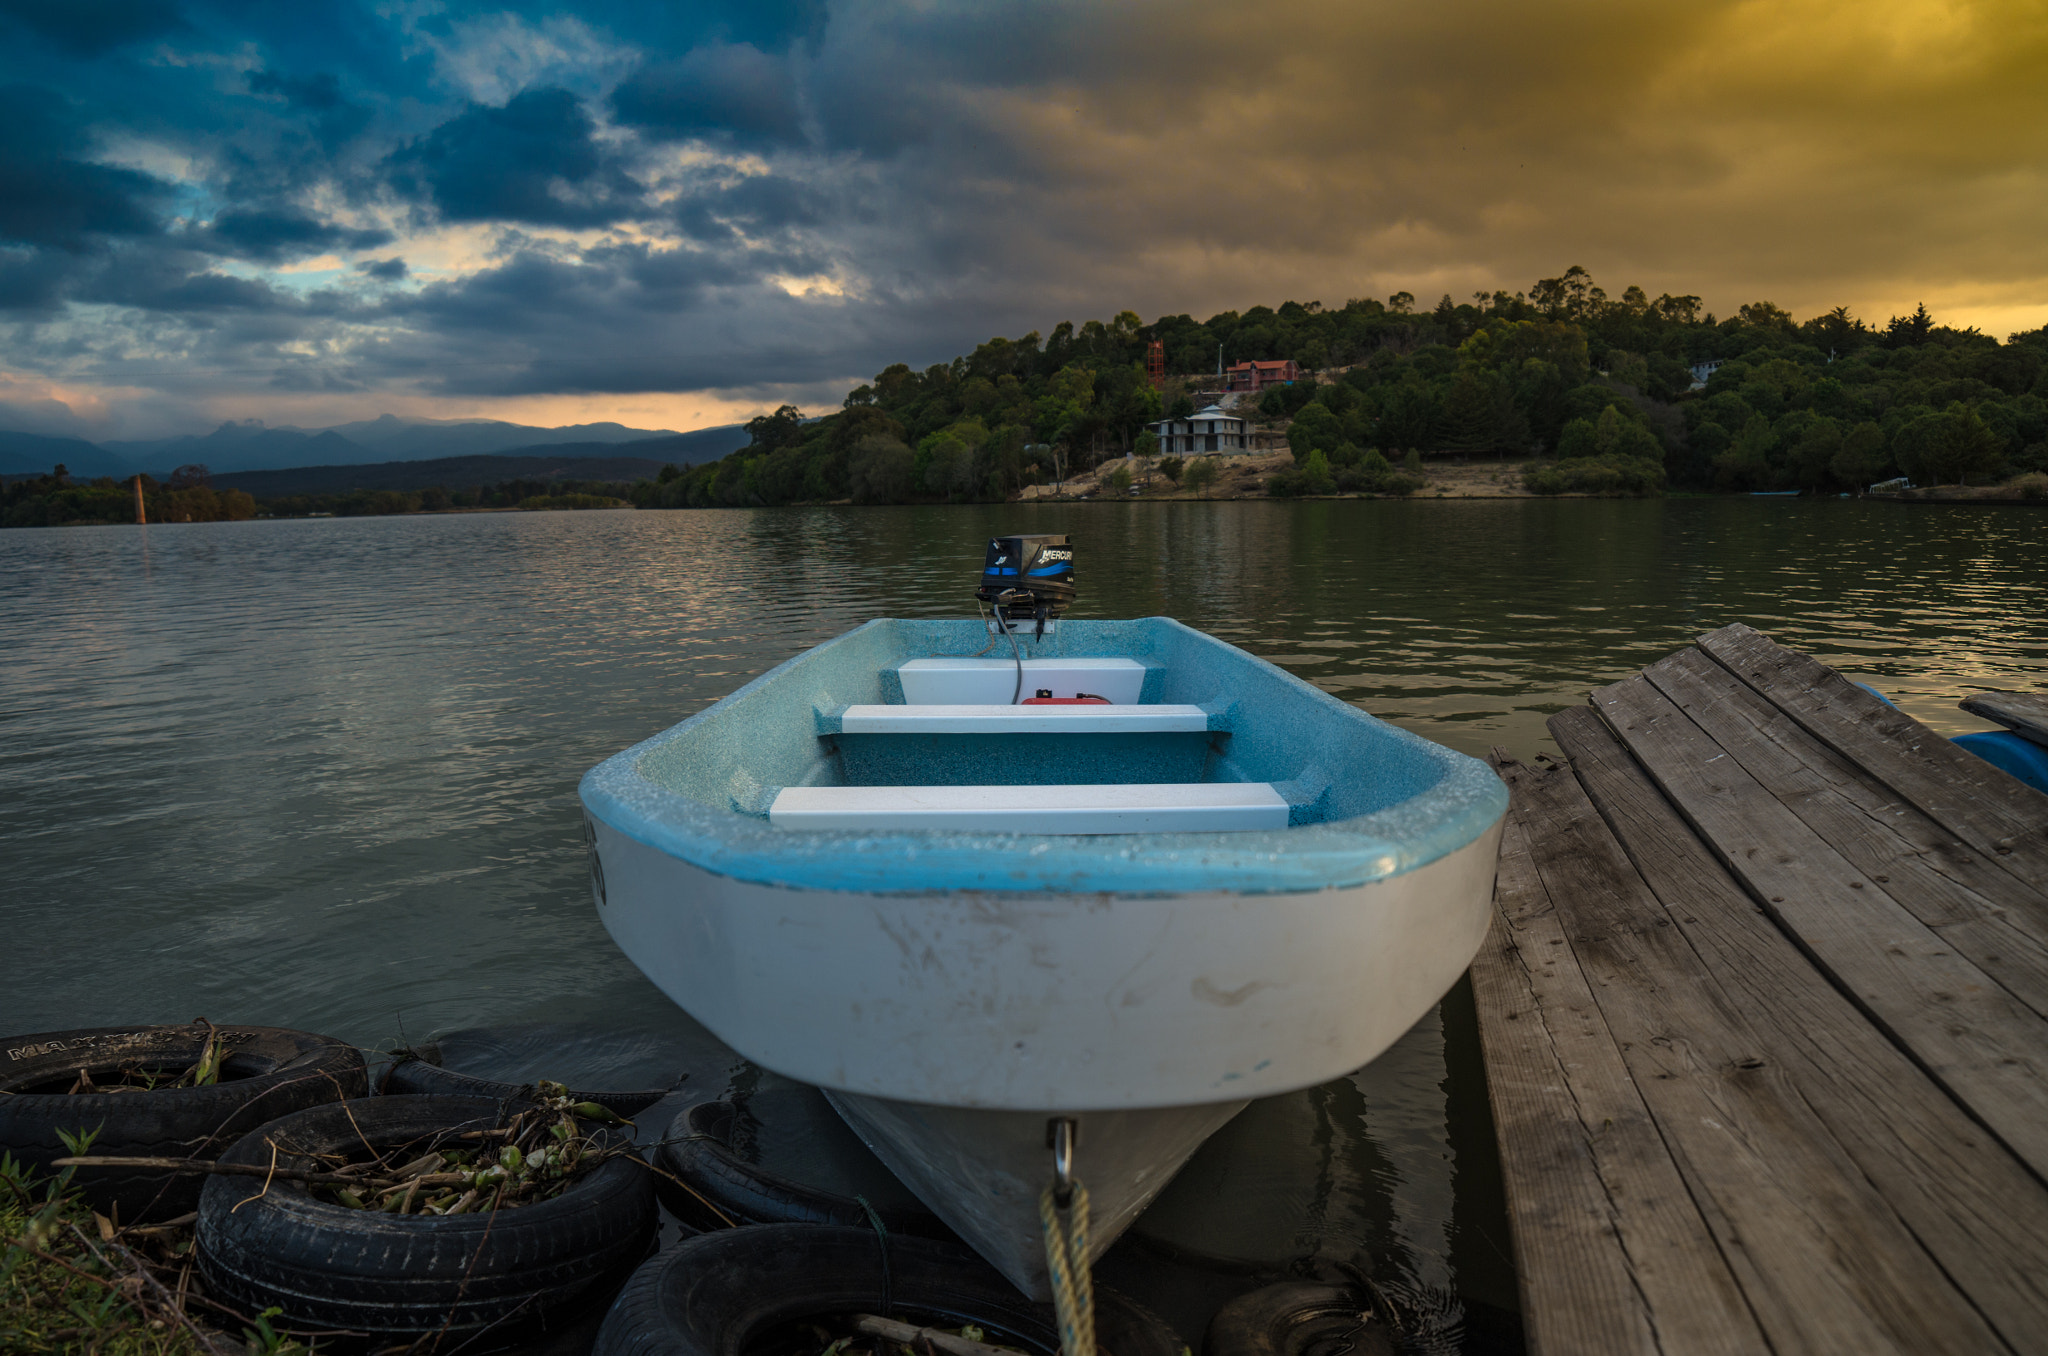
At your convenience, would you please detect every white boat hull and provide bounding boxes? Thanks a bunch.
[588,819,1503,1112]
[824,1091,1250,1298]
[588,818,1501,1293]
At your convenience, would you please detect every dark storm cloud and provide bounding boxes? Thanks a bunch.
[0,0,186,58]
[386,87,648,228]
[357,256,407,280]
[610,41,804,149]
[0,84,171,251]
[247,69,346,112]
[670,170,832,246]
[0,248,72,309]
[198,207,393,263]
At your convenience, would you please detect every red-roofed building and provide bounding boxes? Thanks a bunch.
[1224,358,1301,392]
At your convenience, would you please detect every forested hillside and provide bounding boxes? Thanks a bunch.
[645,266,2048,506]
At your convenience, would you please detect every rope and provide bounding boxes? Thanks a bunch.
[856,1195,894,1318]
[1038,1178,1095,1356]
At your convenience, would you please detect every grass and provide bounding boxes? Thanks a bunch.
[1,1135,304,1356]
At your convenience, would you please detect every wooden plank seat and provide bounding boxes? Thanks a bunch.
[836,703,1213,734]
[768,781,1288,834]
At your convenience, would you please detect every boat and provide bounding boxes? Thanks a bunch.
[578,535,1508,1296]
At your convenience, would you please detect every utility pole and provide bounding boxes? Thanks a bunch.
[133,475,146,525]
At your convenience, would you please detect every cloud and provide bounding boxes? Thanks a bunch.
[404,10,639,106]
[386,86,648,228]
[2,0,2047,441]
[197,206,392,262]
[0,0,186,58]
[0,84,173,250]
[610,41,805,149]
[247,68,345,111]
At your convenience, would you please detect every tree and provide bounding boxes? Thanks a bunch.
[1373,379,1437,452]
[1182,457,1217,497]
[1287,402,1344,463]
[1157,455,1184,484]
[1831,422,1889,489]
[1104,463,1132,494]
[1300,448,1335,494]
[849,435,914,504]
[1438,368,1528,454]
[1555,417,1600,460]
[1894,405,2003,485]
[1883,303,1933,349]
[1714,414,1777,490]
[920,424,985,500]
[1653,293,1703,324]
[1787,418,1843,490]
[1737,301,1797,333]
[744,405,805,451]
[1530,265,1603,320]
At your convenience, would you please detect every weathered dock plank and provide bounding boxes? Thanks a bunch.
[1469,777,1760,1356]
[1590,671,2048,1181]
[1502,737,2016,1354]
[1963,690,2048,749]
[1473,628,2048,1355]
[1696,623,2048,891]
[1642,646,2048,1020]
[1555,706,2048,1352]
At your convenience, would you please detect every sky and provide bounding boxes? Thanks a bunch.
[1,0,2045,441]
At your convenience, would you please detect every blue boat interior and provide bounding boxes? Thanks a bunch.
[583,617,1509,894]
[634,618,1449,825]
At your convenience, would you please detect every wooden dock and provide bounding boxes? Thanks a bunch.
[1470,623,2048,1356]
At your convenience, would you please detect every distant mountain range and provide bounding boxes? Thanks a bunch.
[212,449,690,497]
[0,415,752,479]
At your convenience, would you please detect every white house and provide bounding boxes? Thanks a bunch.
[1148,404,1249,457]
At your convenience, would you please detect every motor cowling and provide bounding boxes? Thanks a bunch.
[975,534,1074,630]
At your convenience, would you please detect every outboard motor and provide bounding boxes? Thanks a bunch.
[975,534,1074,637]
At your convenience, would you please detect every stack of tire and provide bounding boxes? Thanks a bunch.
[0,1023,370,1223]
[0,1023,661,1353]
[588,1092,1179,1356]
[0,1023,1220,1355]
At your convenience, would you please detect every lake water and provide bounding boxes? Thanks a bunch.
[4,499,2043,1351]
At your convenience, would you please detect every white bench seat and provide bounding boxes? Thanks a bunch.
[838,703,1210,735]
[898,657,1147,705]
[768,782,1289,834]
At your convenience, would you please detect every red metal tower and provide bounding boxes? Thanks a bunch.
[1146,339,1165,389]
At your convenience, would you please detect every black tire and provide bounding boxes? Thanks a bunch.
[382,1055,672,1118]
[0,1022,366,1222]
[652,1100,950,1240]
[196,1094,657,1352]
[594,1223,1181,1356]
[1203,1282,1391,1356]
